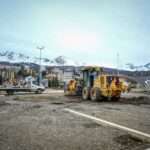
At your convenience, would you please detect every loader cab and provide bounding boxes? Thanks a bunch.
[90,75,94,87]
[83,71,98,88]
[82,67,103,88]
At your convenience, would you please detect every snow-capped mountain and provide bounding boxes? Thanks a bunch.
[0,50,82,66]
[0,50,150,71]
[126,63,150,71]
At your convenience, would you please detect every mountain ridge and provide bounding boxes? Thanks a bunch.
[0,50,150,71]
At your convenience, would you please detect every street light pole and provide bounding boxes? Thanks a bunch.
[37,46,45,85]
[117,52,120,75]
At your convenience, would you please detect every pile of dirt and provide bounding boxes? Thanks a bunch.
[120,96,150,105]
[114,134,150,150]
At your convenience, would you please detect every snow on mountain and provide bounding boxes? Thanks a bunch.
[0,50,82,66]
[0,50,150,71]
[125,63,150,71]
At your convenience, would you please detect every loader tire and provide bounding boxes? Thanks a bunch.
[90,87,101,101]
[82,87,90,100]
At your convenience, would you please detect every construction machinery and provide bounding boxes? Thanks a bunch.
[64,78,83,96]
[64,66,127,101]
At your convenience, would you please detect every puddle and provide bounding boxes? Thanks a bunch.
[104,107,121,110]
[51,102,64,105]
[32,105,42,109]
[82,122,102,128]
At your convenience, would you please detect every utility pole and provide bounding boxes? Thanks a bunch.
[117,52,120,75]
[37,46,45,85]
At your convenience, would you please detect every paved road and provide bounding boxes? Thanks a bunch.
[0,93,150,150]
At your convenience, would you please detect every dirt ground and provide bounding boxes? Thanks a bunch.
[0,90,150,150]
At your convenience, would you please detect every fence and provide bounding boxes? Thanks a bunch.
[48,78,64,88]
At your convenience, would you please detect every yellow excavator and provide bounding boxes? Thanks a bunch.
[64,66,128,101]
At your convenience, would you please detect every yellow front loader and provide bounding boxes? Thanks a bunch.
[81,67,127,101]
[64,66,128,101]
[64,79,82,96]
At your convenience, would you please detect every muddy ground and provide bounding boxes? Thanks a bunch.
[0,91,150,150]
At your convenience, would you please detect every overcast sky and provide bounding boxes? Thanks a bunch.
[0,0,150,68]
